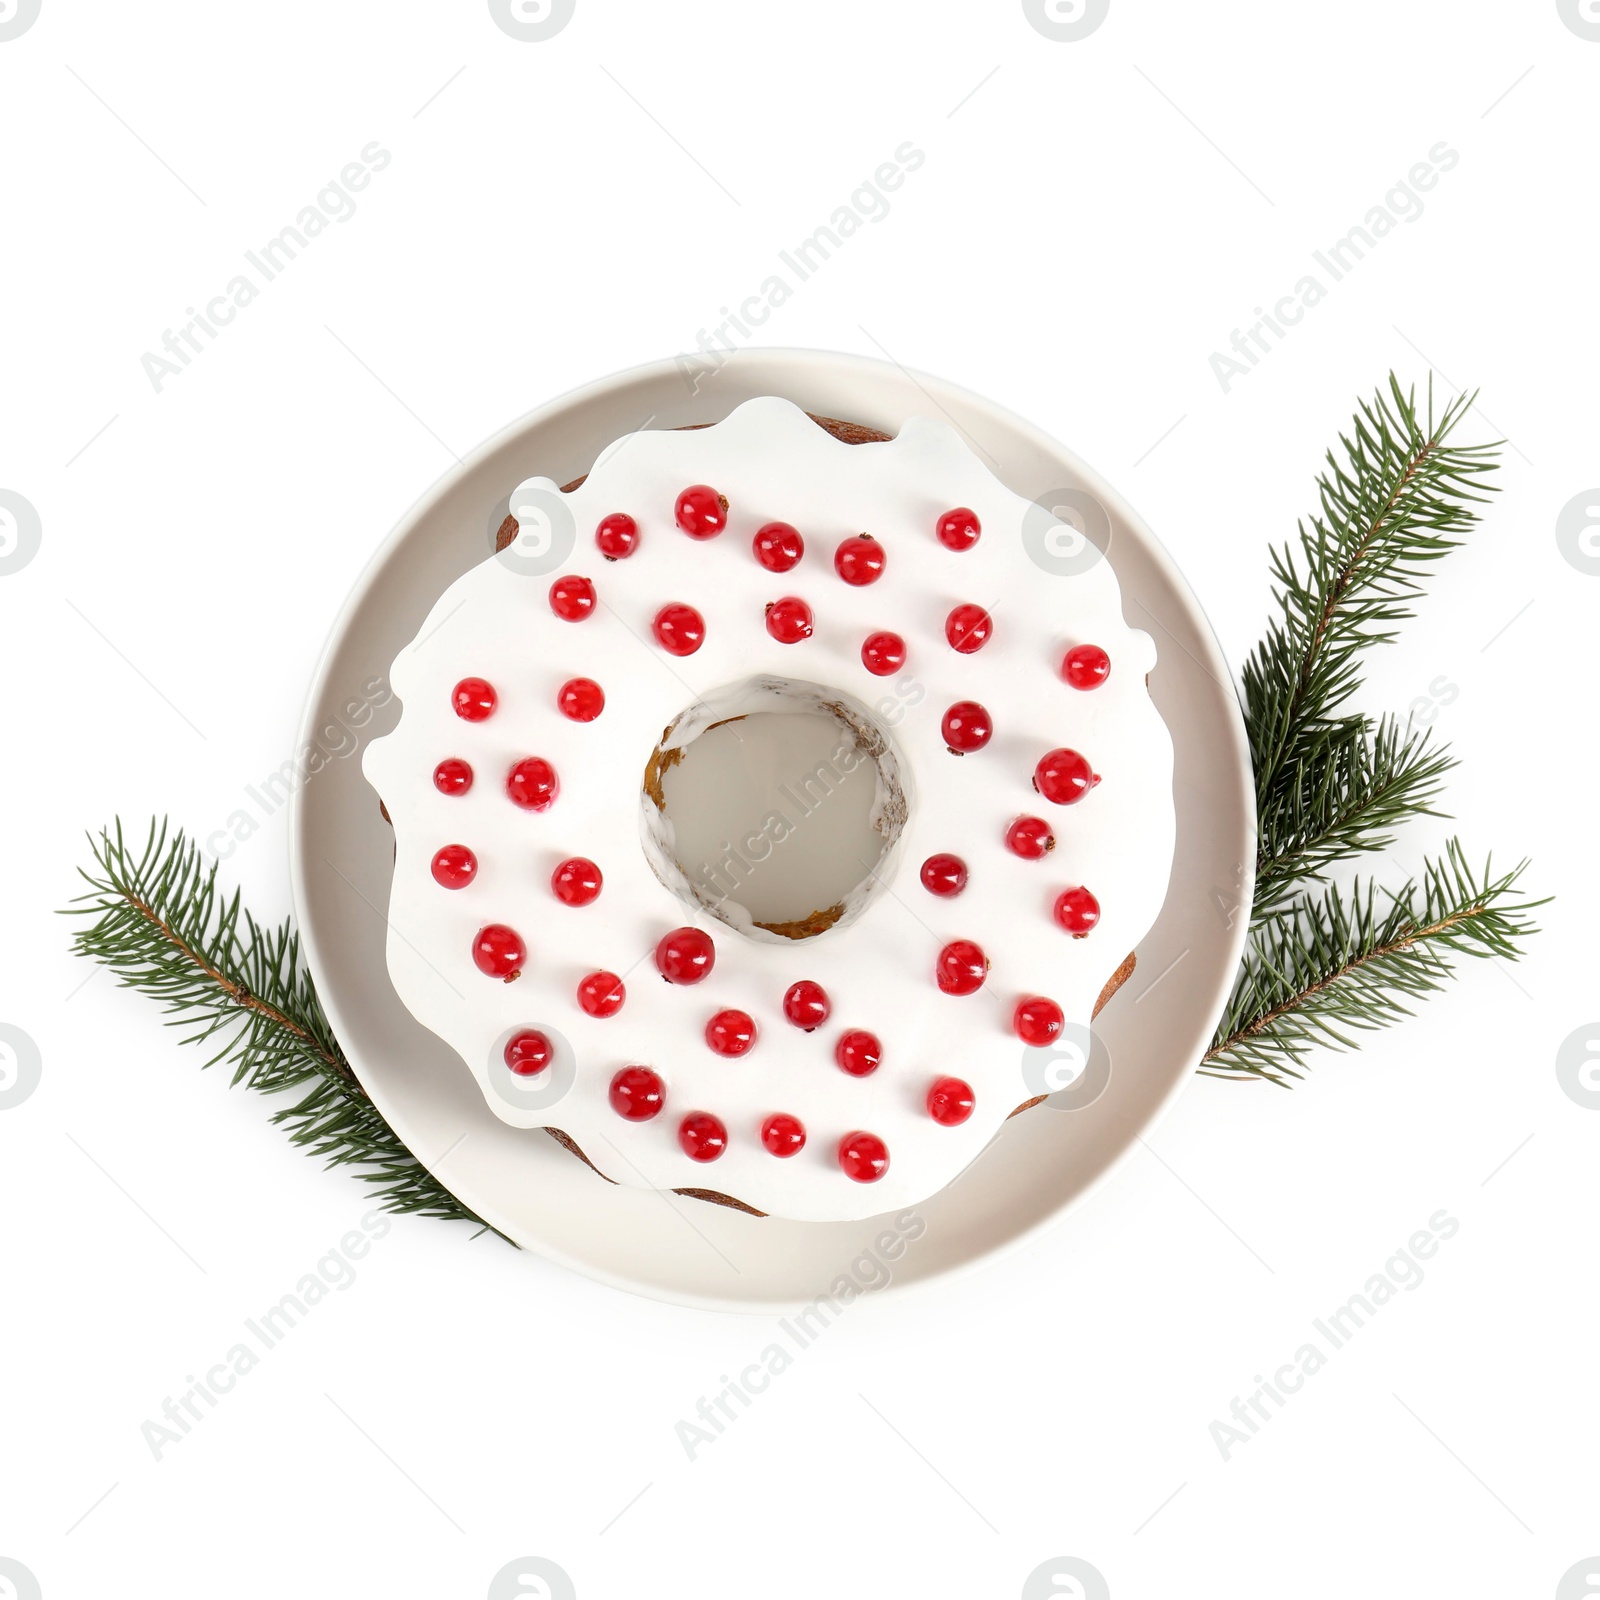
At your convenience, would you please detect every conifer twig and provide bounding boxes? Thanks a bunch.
[65,820,507,1239]
[1204,843,1541,1086]
[1243,375,1497,905]
[1207,375,1539,1082]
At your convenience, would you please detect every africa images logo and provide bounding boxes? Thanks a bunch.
[0,0,42,43]
[0,490,42,576]
[1557,0,1600,42]
[487,1557,576,1599]
[488,0,575,42]
[1022,0,1109,42]
[1556,490,1600,575]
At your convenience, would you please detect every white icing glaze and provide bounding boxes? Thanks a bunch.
[363,398,1175,1222]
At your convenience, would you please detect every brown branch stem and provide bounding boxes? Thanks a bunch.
[1258,419,1445,794]
[115,886,355,1084]
[1202,899,1493,1063]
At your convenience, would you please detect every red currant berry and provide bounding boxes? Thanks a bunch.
[838,1131,889,1182]
[761,1113,807,1157]
[577,970,625,1017]
[753,521,804,572]
[653,602,705,656]
[656,926,715,984]
[679,1111,728,1161]
[920,853,968,897]
[861,630,907,677]
[1005,815,1055,859]
[705,1008,756,1057]
[431,844,477,889]
[609,1065,664,1121]
[1014,996,1065,1046]
[1035,748,1097,805]
[1054,886,1101,937]
[551,856,602,906]
[548,575,596,622]
[945,604,992,654]
[927,1076,976,1126]
[506,757,559,811]
[452,677,496,721]
[765,596,813,644]
[472,924,525,980]
[936,507,982,552]
[935,939,988,996]
[504,1029,553,1076]
[595,512,639,560]
[835,1028,882,1077]
[433,758,473,795]
[834,533,886,586]
[782,980,830,1030]
[942,701,993,754]
[1062,643,1111,689]
[675,484,727,539]
[557,677,604,722]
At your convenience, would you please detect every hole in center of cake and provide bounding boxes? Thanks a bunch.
[640,676,911,942]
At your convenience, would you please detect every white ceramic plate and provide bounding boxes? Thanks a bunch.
[289,349,1255,1312]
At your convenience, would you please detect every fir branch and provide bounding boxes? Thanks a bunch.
[1251,714,1456,916]
[65,819,507,1240]
[1204,842,1541,1087]
[1244,374,1498,896]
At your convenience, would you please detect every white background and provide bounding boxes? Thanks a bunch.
[2,2,1596,1597]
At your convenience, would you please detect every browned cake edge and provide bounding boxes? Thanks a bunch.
[493,412,895,551]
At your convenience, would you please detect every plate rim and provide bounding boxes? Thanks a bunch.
[289,346,1256,1312]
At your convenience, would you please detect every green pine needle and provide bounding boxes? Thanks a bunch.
[64,819,507,1240]
[1204,842,1542,1086]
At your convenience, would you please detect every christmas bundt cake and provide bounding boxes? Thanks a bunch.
[363,398,1175,1223]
